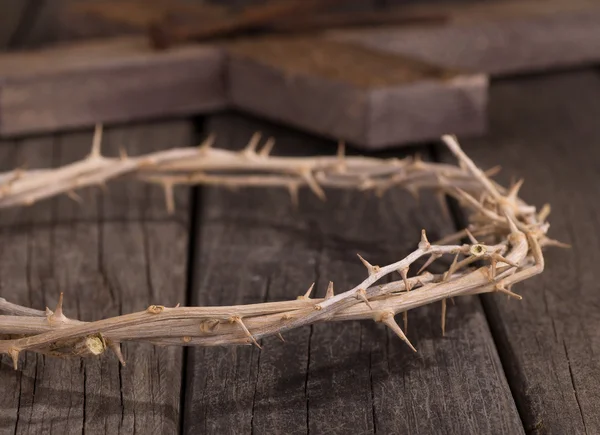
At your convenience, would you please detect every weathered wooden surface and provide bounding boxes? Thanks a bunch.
[56,0,225,42]
[0,0,488,149]
[0,121,193,434]
[183,113,522,434]
[438,70,600,434]
[0,28,485,149]
[0,36,226,137]
[328,0,600,76]
[227,36,487,149]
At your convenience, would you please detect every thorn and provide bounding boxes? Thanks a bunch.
[504,212,520,234]
[107,339,126,366]
[90,124,103,159]
[325,281,334,299]
[538,203,551,222]
[55,292,64,315]
[507,178,524,201]
[52,292,66,321]
[67,190,83,204]
[199,133,216,152]
[494,283,522,300]
[491,253,519,268]
[484,165,502,177]
[417,253,442,275]
[358,177,376,191]
[301,169,326,201]
[276,332,285,342]
[163,181,175,214]
[403,311,408,333]
[419,229,431,250]
[231,316,262,349]
[8,348,19,370]
[287,183,299,208]
[298,283,315,300]
[377,312,416,352]
[243,132,261,156]
[447,252,460,277]
[454,187,483,211]
[413,152,424,167]
[336,140,346,172]
[399,267,411,291]
[356,288,373,310]
[357,254,380,276]
[337,140,345,160]
[441,298,447,336]
[259,137,275,157]
[542,238,571,249]
[304,282,315,299]
[465,229,479,245]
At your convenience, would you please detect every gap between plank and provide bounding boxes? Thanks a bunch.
[429,141,528,433]
[179,116,207,435]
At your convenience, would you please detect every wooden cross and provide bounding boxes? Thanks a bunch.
[1,0,599,149]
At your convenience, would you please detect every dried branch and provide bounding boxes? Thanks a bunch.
[0,127,562,369]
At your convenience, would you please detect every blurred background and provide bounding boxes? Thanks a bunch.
[1,1,599,435]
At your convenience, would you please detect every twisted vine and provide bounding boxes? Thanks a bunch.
[0,127,565,368]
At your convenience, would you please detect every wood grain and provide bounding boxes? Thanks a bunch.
[0,36,226,137]
[437,70,600,434]
[328,0,600,76]
[183,112,522,434]
[227,36,487,149]
[0,120,193,434]
[56,0,228,42]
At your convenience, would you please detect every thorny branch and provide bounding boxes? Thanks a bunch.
[0,127,565,369]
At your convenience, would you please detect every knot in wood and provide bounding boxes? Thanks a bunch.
[470,244,486,257]
[199,319,220,333]
[147,305,165,314]
[85,334,107,356]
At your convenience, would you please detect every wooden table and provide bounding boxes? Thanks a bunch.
[1,3,598,434]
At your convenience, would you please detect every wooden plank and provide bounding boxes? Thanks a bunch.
[183,113,523,434]
[437,70,600,434]
[0,36,226,137]
[56,0,228,42]
[328,0,600,76]
[227,36,487,150]
[0,120,193,433]
[0,31,487,149]
[54,0,379,43]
